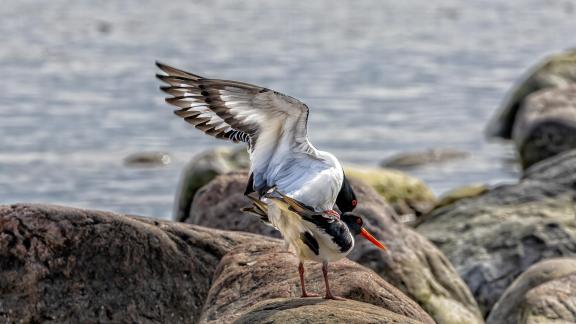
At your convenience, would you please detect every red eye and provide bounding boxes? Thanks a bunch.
[352,200,357,206]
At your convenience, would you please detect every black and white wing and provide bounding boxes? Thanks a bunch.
[156,62,311,154]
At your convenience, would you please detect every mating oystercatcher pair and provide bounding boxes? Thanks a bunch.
[157,62,386,300]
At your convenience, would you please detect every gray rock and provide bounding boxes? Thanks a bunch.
[381,148,470,170]
[200,241,435,324]
[487,257,576,324]
[486,48,576,139]
[0,203,262,323]
[235,298,427,324]
[514,85,576,168]
[123,151,172,167]
[416,149,576,315]
[173,147,249,221]
[190,173,483,324]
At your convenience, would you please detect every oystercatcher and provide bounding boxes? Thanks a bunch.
[156,62,357,215]
[243,189,386,300]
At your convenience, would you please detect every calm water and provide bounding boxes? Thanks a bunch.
[1,0,575,219]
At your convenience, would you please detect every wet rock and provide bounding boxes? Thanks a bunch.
[235,298,427,324]
[514,85,576,168]
[416,149,576,315]
[173,147,249,221]
[123,151,172,167]
[381,148,469,170]
[344,166,437,220]
[0,203,262,323]
[487,258,576,324]
[190,173,483,324]
[486,48,576,139]
[199,241,434,324]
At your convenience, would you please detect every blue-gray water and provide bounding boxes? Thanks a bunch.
[1,0,575,219]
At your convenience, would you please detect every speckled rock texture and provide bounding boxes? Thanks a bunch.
[417,149,576,315]
[0,203,261,323]
[487,257,576,324]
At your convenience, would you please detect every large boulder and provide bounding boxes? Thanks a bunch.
[190,173,483,324]
[486,48,576,139]
[487,258,576,324]
[199,241,434,323]
[416,149,576,315]
[514,85,576,168]
[0,203,261,323]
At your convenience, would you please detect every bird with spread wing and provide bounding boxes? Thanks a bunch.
[156,62,386,299]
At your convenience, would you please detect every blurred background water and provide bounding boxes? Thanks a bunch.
[1,0,575,219]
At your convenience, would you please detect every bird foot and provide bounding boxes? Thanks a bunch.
[323,209,340,219]
[324,294,346,301]
[301,292,320,298]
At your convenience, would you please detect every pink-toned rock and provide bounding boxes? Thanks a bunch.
[199,241,434,324]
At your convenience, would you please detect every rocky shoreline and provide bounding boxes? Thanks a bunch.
[2,50,576,323]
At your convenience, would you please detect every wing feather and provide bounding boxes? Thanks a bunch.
[156,62,312,152]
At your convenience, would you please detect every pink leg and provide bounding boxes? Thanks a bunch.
[322,262,345,300]
[323,209,340,219]
[299,262,319,298]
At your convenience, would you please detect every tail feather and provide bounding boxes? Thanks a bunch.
[241,194,269,222]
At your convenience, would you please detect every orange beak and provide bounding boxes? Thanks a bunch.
[360,228,387,250]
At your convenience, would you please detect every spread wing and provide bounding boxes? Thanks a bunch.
[156,62,312,154]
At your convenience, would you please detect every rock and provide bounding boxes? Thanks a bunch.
[416,150,576,315]
[0,203,263,323]
[381,148,469,169]
[173,147,249,222]
[486,48,576,139]
[487,257,576,324]
[514,85,576,168]
[427,184,489,215]
[235,298,427,324]
[123,151,172,167]
[190,173,483,324]
[344,166,437,220]
[199,241,434,324]
[520,273,576,323]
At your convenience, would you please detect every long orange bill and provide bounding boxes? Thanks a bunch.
[360,228,387,250]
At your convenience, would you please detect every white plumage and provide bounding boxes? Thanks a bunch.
[156,62,344,212]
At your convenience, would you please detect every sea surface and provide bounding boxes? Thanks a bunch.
[1,0,575,219]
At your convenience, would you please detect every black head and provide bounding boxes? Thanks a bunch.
[336,174,357,213]
[341,212,363,236]
[342,212,387,250]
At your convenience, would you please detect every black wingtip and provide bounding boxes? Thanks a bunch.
[155,61,169,70]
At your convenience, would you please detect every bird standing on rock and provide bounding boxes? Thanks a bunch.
[156,62,386,299]
[244,189,386,299]
[156,62,357,215]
